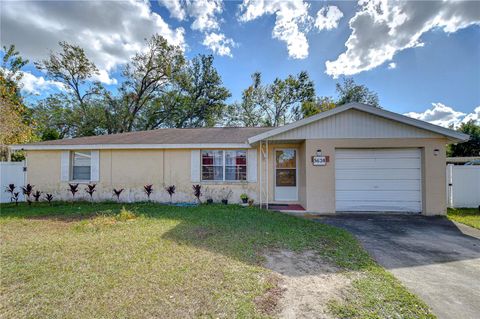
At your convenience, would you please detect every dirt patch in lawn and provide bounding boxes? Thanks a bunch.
[263,250,352,319]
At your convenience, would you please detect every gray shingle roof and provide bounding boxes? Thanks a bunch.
[23,127,273,146]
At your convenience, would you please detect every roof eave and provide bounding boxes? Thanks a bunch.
[9,143,253,151]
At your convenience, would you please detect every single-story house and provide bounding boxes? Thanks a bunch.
[11,103,469,215]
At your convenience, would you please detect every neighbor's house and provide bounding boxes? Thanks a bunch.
[11,103,469,215]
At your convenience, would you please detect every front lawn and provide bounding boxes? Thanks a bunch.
[0,202,434,318]
[447,207,480,229]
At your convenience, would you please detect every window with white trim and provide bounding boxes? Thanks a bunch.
[71,151,91,181]
[201,150,247,181]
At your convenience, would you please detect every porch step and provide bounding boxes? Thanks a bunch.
[266,204,305,211]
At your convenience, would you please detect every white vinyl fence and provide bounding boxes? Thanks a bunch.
[0,161,26,203]
[447,164,480,208]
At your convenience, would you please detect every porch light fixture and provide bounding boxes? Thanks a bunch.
[434,149,439,156]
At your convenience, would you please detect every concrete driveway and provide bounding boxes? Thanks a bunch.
[314,214,480,319]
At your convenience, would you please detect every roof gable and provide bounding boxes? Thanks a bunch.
[248,103,469,143]
[270,108,443,140]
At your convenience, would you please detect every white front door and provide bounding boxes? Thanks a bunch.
[274,149,298,201]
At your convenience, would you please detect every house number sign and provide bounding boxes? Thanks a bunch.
[312,156,327,166]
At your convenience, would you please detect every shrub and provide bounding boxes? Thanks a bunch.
[32,190,41,202]
[12,192,20,205]
[21,184,34,198]
[165,185,175,203]
[113,188,124,201]
[144,184,153,201]
[45,193,54,204]
[192,184,202,203]
[5,184,15,202]
[68,183,79,200]
[85,184,96,200]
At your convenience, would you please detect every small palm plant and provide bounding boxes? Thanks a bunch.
[12,192,20,205]
[113,188,124,201]
[21,184,34,205]
[192,184,202,203]
[5,184,15,202]
[85,184,96,201]
[165,185,175,203]
[32,190,41,202]
[144,184,153,201]
[68,183,79,200]
[45,193,54,204]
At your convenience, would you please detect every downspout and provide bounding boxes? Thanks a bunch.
[259,141,262,208]
[266,139,269,210]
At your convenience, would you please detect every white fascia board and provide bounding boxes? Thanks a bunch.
[10,143,252,151]
[248,102,470,143]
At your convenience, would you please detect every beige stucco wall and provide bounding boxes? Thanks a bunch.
[25,137,448,215]
[26,149,259,203]
[301,138,448,215]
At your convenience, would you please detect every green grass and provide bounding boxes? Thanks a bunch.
[447,207,480,229]
[0,202,434,318]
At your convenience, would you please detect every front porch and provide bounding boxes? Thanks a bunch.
[256,139,307,210]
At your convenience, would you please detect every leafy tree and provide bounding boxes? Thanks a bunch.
[225,72,264,127]
[141,54,230,129]
[447,120,480,157]
[32,95,77,139]
[1,45,29,94]
[298,96,336,119]
[228,71,315,127]
[108,34,185,132]
[34,42,104,138]
[0,45,36,160]
[264,71,315,126]
[35,41,100,106]
[336,77,380,107]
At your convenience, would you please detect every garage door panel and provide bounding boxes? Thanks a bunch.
[335,148,422,212]
[336,169,421,180]
[336,190,421,202]
[336,158,421,169]
[336,200,421,212]
[336,179,421,191]
[336,149,421,159]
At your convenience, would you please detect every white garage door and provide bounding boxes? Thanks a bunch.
[335,149,422,212]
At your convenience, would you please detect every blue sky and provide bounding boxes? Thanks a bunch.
[1,0,479,127]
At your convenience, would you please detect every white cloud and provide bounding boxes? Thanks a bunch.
[202,33,236,57]
[238,0,313,59]
[158,0,231,55]
[388,62,396,69]
[158,0,186,20]
[463,106,480,124]
[1,0,185,84]
[404,103,479,128]
[18,71,64,95]
[315,6,343,31]
[325,0,480,78]
[187,0,223,32]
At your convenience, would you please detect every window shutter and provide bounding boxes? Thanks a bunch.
[191,150,200,182]
[90,150,100,182]
[60,151,70,182]
[247,148,257,182]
